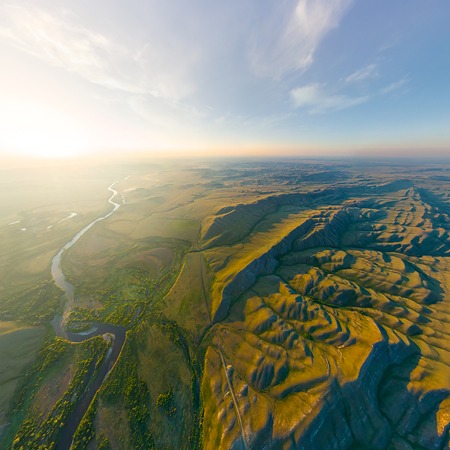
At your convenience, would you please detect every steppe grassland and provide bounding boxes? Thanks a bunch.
[60,172,204,327]
[99,167,222,246]
[200,177,450,449]
[137,323,193,449]
[204,209,315,318]
[3,158,449,449]
[0,322,45,424]
[62,218,176,289]
[276,245,450,410]
[0,160,156,439]
[94,322,197,450]
[162,252,213,342]
[88,168,231,448]
[106,212,200,244]
[95,402,131,450]
[0,163,130,322]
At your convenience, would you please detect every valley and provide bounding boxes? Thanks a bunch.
[0,158,449,449]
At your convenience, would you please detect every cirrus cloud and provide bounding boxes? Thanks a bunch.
[290,83,368,113]
[0,3,197,101]
[249,0,354,79]
[381,78,409,94]
[345,64,379,83]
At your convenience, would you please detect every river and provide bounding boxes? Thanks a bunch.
[50,179,128,450]
[51,180,124,303]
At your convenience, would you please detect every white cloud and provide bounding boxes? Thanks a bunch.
[290,83,368,113]
[381,78,408,94]
[0,6,136,92]
[0,4,196,101]
[345,64,379,83]
[249,0,354,78]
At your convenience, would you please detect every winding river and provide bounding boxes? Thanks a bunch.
[50,179,128,450]
[51,180,123,305]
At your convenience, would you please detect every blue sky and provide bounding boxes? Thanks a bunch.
[0,0,449,157]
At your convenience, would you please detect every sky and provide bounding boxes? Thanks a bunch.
[0,0,449,158]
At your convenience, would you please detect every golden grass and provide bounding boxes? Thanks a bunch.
[201,184,450,448]
[205,211,312,319]
[162,252,212,341]
[63,222,175,287]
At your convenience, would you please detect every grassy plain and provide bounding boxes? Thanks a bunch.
[0,322,45,425]
[0,161,132,325]
[137,323,193,449]
[162,252,213,342]
[0,158,144,442]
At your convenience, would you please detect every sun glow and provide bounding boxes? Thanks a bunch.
[0,100,91,158]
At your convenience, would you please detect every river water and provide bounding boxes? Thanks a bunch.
[50,179,128,450]
[55,323,126,450]
[51,180,123,302]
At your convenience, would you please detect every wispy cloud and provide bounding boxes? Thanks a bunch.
[0,5,138,93]
[249,0,354,78]
[345,64,379,83]
[0,4,196,101]
[290,83,368,113]
[381,78,408,94]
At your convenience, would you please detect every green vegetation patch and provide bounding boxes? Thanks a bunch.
[0,281,63,325]
[162,252,213,343]
[96,317,203,449]
[2,336,109,450]
[96,330,154,450]
[121,216,200,244]
[156,387,176,417]
[64,237,188,328]
[137,322,195,449]
[0,323,45,426]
